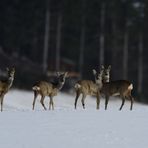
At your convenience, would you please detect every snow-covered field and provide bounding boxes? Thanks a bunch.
[0,89,148,148]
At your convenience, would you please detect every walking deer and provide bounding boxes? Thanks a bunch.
[74,69,103,110]
[0,67,15,112]
[93,67,134,110]
[32,72,68,110]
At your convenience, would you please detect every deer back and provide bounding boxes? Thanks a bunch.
[101,80,133,96]
[32,71,68,97]
[75,80,99,95]
[0,81,9,93]
[33,81,58,96]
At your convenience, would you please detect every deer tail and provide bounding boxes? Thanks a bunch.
[128,84,133,90]
[74,83,81,89]
[32,86,40,91]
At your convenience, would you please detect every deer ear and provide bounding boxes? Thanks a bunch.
[108,65,111,70]
[92,69,97,75]
[6,67,9,71]
[56,72,60,76]
[101,65,104,70]
[64,72,68,77]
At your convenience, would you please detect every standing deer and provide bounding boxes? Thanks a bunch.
[93,67,134,110]
[74,69,103,110]
[0,67,15,112]
[32,72,68,110]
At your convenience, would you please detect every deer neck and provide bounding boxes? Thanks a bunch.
[103,75,110,83]
[95,78,103,89]
[97,81,103,90]
[7,75,14,89]
[57,81,65,90]
[52,80,65,90]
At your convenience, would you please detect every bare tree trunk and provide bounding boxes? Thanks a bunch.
[111,19,118,80]
[138,32,143,95]
[55,12,62,71]
[43,0,50,73]
[123,22,129,79]
[79,0,86,79]
[79,22,85,79]
[32,31,38,61]
[99,2,105,67]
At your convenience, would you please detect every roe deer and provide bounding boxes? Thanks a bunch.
[74,69,103,110]
[32,72,68,110]
[0,67,15,112]
[93,68,134,110]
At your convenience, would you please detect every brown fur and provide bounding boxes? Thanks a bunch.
[0,67,15,111]
[74,69,103,110]
[101,80,134,110]
[93,66,134,110]
[32,72,68,110]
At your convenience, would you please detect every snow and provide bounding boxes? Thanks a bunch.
[0,89,148,148]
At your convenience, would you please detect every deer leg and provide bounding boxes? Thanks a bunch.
[81,94,86,109]
[49,96,54,110]
[105,95,109,110]
[74,91,80,109]
[126,90,134,110]
[119,96,125,110]
[96,92,100,110]
[40,95,46,110]
[129,95,134,110]
[0,95,4,112]
[32,91,38,110]
[49,97,51,110]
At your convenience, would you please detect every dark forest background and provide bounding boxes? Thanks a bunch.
[0,0,148,103]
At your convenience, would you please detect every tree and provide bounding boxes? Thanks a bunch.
[79,0,86,78]
[99,2,106,67]
[43,0,51,72]
[55,11,62,71]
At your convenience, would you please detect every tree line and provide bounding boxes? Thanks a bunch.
[0,0,148,102]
